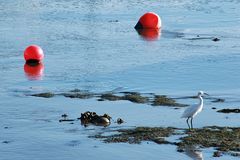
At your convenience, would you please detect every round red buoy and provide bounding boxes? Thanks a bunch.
[135,12,161,29]
[24,62,44,80]
[24,45,44,63]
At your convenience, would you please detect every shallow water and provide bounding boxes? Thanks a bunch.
[0,0,240,159]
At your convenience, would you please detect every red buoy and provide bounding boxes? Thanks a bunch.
[135,12,161,29]
[24,62,44,80]
[24,45,44,63]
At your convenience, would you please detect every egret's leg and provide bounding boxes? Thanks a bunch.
[190,117,193,129]
[186,117,190,130]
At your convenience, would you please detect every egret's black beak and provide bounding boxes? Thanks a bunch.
[204,93,209,96]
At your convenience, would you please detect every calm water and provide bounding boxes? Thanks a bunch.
[0,1,240,159]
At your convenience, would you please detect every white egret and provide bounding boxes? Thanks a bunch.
[181,91,209,130]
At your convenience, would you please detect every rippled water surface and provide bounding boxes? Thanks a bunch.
[0,1,240,160]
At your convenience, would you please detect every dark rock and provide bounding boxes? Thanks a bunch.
[212,37,220,42]
[177,148,184,152]
[61,114,68,119]
[217,108,240,113]
[59,113,75,122]
[108,20,119,22]
[2,141,11,144]
[80,111,111,127]
[117,118,124,124]
[59,119,75,122]
[230,152,240,157]
[211,98,225,103]
[213,151,222,157]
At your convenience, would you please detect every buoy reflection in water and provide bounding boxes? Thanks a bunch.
[136,28,161,41]
[24,62,44,80]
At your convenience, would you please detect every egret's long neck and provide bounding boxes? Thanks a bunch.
[198,95,203,106]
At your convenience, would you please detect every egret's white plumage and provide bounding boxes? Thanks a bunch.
[182,96,203,118]
[182,91,207,130]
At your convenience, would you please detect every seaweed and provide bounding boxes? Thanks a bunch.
[91,126,240,157]
[152,95,188,107]
[122,93,148,103]
[31,92,55,98]
[217,108,240,113]
[99,93,148,104]
[177,126,240,154]
[91,127,175,144]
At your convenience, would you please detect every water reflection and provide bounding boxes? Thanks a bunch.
[136,29,161,41]
[161,30,184,39]
[184,145,204,160]
[24,62,44,80]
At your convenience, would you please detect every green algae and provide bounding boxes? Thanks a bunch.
[62,92,93,99]
[100,93,185,106]
[99,92,188,106]
[29,89,186,107]
[99,93,122,101]
[152,95,188,107]
[122,93,148,103]
[91,127,176,144]
[69,89,82,92]
[99,93,148,103]
[91,126,240,157]
[217,108,240,113]
[31,92,55,98]
[177,126,240,154]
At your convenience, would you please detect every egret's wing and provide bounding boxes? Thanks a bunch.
[181,104,199,118]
